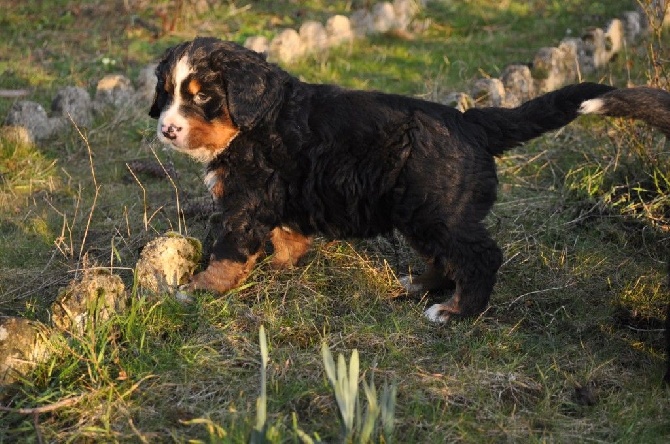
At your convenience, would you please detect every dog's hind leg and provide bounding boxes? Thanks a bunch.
[406,224,503,323]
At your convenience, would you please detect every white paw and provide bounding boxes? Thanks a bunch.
[399,275,423,293]
[424,304,448,323]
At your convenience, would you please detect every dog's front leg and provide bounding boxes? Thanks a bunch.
[187,251,261,293]
[186,212,271,294]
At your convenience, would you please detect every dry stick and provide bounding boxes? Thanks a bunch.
[150,145,186,235]
[126,164,149,231]
[0,395,83,414]
[69,114,100,277]
[0,89,30,97]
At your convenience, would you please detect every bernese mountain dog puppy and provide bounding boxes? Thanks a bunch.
[149,37,670,324]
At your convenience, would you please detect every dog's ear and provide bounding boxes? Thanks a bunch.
[149,43,187,119]
[210,43,285,130]
[148,60,168,119]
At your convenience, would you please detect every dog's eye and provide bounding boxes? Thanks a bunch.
[193,92,210,105]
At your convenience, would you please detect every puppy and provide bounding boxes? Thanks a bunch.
[149,37,670,323]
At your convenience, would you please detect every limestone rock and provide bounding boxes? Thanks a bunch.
[299,21,329,54]
[268,29,304,64]
[94,74,135,109]
[393,0,420,31]
[622,10,643,43]
[136,64,158,104]
[135,234,202,297]
[51,270,127,334]
[531,46,578,94]
[470,78,505,107]
[372,2,397,33]
[244,35,270,55]
[0,317,51,385]
[441,92,474,112]
[326,15,354,46]
[5,101,66,140]
[350,9,374,37]
[51,86,93,128]
[501,64,534,107]
[581,27,611,72]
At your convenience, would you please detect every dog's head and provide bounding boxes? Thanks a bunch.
[149,37,284,162]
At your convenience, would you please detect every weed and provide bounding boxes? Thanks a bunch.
[1,1,669,443]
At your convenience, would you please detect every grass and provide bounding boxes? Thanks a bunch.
[1,0,670,442]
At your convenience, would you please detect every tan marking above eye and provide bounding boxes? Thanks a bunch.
[187,79,201,96]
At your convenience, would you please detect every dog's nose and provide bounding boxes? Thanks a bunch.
[161,124,182,140]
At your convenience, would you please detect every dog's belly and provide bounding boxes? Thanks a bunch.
[283,191,395,239]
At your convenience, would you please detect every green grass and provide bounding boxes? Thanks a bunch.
[1,0,670,442]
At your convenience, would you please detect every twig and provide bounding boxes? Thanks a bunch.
[0,395,83,414]
[68,114,100,275]
[505,282,576,307]
[0,89,30,98]
[150,145,186,235]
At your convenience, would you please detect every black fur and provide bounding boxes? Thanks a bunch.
[150,37,670,321]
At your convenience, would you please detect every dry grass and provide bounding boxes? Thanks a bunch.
[1,0,670,442]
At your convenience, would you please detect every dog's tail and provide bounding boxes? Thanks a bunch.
[579,86,670,138]
[462,83,670,155]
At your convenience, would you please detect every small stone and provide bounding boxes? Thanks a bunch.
[470,78,505,107]
[441,92,474,112]
[51,269,127,334]
[350,9,374,37]
[581,27,610,71]
[501,64,535,107]
[622,10,643,43]
[372,2,397,33]
[393,0,420,31]
[299,21,329,54]
[531,46,578,94]
[268,29,304,64]
[605,18,625,58]
[51,86,93,128]
[94,74,135,109]
[244,35,270,55]
[5,101,66,140]
[326,15,354,46]
[0,317,51,385]
[135,233,202,297]
[136,64,158,104]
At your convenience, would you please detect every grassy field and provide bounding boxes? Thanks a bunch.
[1,0,670,442]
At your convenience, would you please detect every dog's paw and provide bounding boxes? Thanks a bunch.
[424,304,452,323]
[175,286,195,303]
[399,275,423,293]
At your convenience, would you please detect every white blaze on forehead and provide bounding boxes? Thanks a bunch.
[157,55,192,141]
[173,55,193,94]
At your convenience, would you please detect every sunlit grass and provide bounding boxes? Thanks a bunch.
[1,0,669,442]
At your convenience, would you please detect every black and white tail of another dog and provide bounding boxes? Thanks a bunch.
[579,86,670,137]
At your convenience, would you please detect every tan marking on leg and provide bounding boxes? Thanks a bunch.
[187,252,260,293]
[270,227,312,268]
